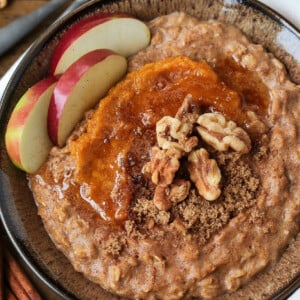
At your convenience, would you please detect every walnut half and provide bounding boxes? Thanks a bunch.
[188,148,221,201]
[156,116,198,152]
[196,113,251,154]
[143,146,182,187]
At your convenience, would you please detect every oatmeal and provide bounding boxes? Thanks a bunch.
[29,12,300,299]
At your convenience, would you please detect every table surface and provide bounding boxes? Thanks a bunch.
[0,1,299,300]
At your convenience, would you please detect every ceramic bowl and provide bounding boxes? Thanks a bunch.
[0,0,299,299]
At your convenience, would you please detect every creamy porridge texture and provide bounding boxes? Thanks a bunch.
[29,12,300,299]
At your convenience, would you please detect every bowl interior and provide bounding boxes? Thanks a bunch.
[0,0,299,299]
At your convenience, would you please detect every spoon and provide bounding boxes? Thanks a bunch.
[0,0,72,57]
[0,0,90,101]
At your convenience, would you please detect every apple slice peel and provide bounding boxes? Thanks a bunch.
[48,49,127,147]
[5,76,57,173]
[50,14,150,75]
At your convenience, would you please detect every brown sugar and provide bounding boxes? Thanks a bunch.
[132,198,170,226]
[103,233,126,257]
[127,151,260,246]
[175,155,260,245]
[220,152,260,214]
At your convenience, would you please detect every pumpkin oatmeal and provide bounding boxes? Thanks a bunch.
[29,12,300,299]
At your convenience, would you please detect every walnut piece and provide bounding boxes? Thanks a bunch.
[153,179,191,211]
[175,94,201,122]
[153,186,172,211]
[156,116,198,152]
[196,113,251,153]
[245,111,266,135]
[169,179,191,204]
[156,94,200,153]
[143,146,181,187]
[145,94,201,191]
[188,148,221,201]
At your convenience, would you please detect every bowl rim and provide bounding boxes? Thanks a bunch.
[0,0,299,299]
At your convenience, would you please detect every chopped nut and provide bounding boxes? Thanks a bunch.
[161,136,198,153]
[156,115,198,152]
[153,186,172,211]
[153,179,191,211]
[169,179,191,203]
[188,148,221,201]
[245,111,266,135]
[171,218,187,234]
[156,116,186,147]
[175,94,201,122]
[143,146,181,187]
[147,218,155,230]
[196,113,251,153]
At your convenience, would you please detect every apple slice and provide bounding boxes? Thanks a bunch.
[48,49,127,147]
[50,13,150,75]
[5,76,57,173]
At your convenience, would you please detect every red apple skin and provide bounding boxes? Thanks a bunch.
[5,76,57,171]
[50,13,128,74]
[48,49,127,146]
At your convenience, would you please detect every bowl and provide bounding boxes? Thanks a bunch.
[0,0,299,299]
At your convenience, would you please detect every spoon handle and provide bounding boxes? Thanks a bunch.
[0,0,68,57]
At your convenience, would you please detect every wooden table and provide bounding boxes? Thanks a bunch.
[0,2,74,299]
